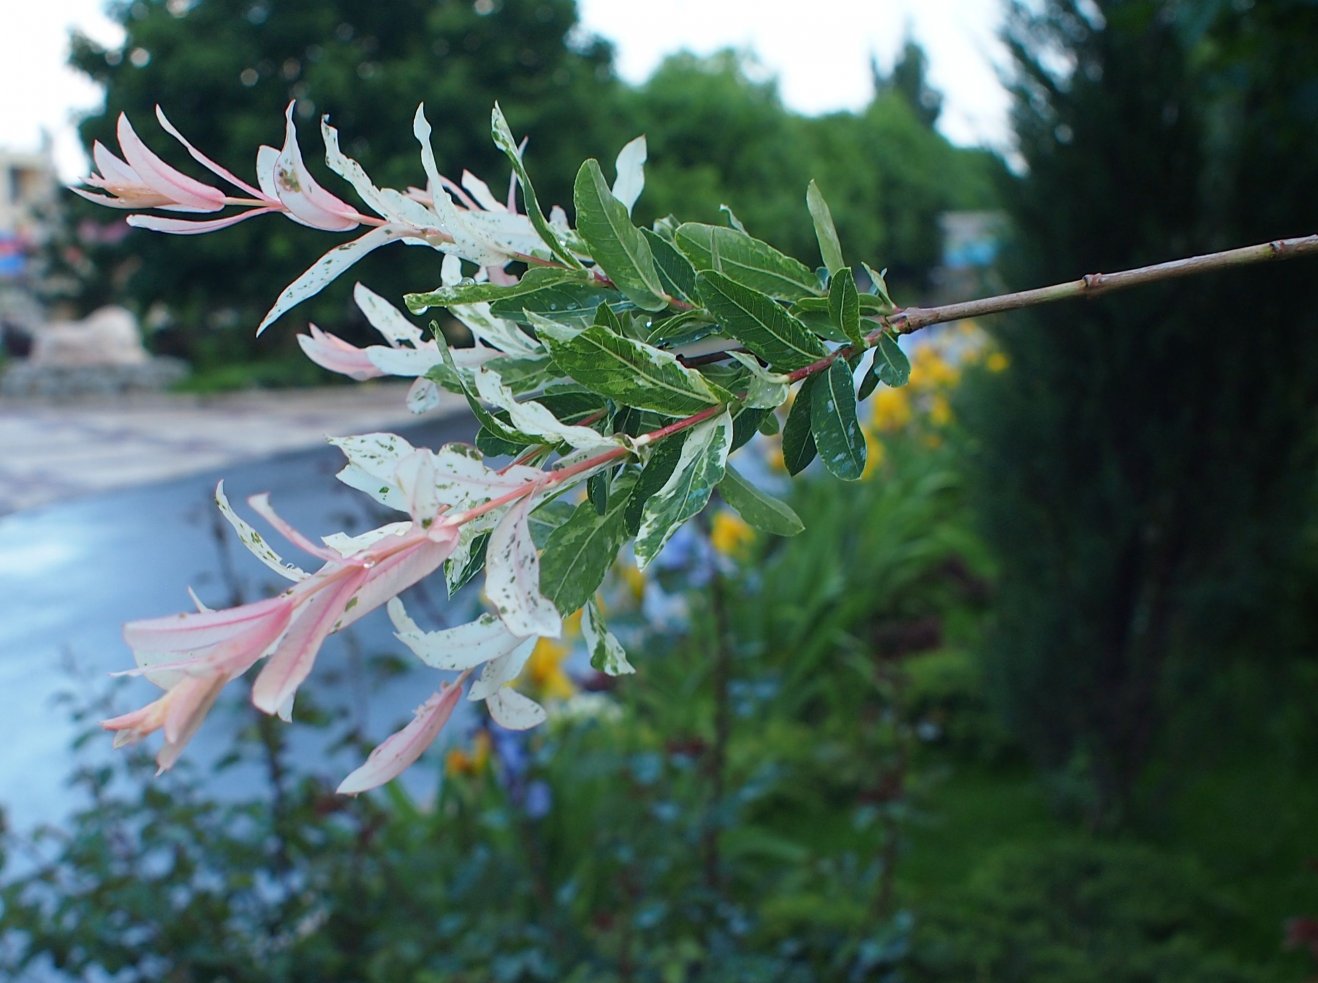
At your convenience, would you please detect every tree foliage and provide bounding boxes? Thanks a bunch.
[961,0,1318,822]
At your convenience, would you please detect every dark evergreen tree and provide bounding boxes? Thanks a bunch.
[961,0,1318,823]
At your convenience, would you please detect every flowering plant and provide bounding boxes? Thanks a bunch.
[80,100,1318,794]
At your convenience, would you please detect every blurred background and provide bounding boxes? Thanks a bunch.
[1,0,1317,980]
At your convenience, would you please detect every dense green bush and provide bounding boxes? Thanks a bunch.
[909,840,1272,983]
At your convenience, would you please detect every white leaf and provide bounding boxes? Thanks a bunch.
[728,351,790,408]
[612,135,647,215]
[469,635,537,701]
[257,225,403,334]
[388,599,529,671]
[487,687,547,730]
[322,117,437,229]
[330,432,417,512]
[421,444,543,513]
[583,599,634,676]
[485,492,561,638]
[353,282,426,347]
[461,169,506,212]
[322,521,411,558]
[407,377,441,414]
[363,345,442,377]
[472,366,617,452]
[451,302,542,357]
[215,481,309,582]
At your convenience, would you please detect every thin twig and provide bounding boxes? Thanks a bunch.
[890,233,1318,333]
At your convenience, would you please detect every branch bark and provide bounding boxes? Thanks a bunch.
[890,233,1318,334]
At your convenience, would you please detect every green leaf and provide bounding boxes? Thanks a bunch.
[643,229,698,304]
[475,426,524,457]
[587,470,609,514]
[806,180,845,275]
[584,599,634,675]
[719,203,748,233]
[872,332,910,387]
[444,532,489,596]
[731,406,770,451]
[490,282,631,325]
[492,104,583,269]
[695,271,827,371]
[626,432,686,533]
[481,353,554,394]
[782,377,818,475]
[861,261,896,313]
[405,267,583,314]
[758,413,780,436]
[827,267,864,347]
[718,465,804,537]
[543,325,730,416]
[574,159,668,311]
[810,360,865,480]
[635,411,734,568]
[646,310,719,348]
[539,482,633,615]
[675,223,821,299]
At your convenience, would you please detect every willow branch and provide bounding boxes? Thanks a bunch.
[889,233,1318,334]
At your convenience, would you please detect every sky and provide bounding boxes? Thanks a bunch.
[1,0,1011,181]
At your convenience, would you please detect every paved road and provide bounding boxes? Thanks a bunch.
[0,393,478,834]
[0,382,467,514]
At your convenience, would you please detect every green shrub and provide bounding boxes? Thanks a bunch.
[908,839,1273,983]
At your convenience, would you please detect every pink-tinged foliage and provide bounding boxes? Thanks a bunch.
[336,671,472,795]
[106,496,461,775]
[297,324,385,381]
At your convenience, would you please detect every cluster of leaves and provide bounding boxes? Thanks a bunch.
[380,104,917,676]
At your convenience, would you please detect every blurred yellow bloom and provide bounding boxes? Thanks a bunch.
[710,510,755,558]
[871,387,912,432]
[445,731,491,777]
[525,637,575,701]
[929,393,953,427]
[987,351,1009,373]
[618,562,647,602]
[563,607,584,638]
[911,346,960,390]
[861,429,886,480]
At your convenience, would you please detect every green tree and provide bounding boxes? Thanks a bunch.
[628,48,1003,295]
[871,35,943,129]
[65,0,621,370]
[962,0,1318,823]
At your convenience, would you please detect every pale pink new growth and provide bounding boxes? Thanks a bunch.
[297,324,386,380]
[337,671,472,795]
[106,495,461,774]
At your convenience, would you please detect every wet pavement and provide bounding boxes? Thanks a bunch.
[0,386,478,834]
[0,382,467,514]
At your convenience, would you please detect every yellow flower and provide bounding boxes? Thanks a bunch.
[861,429,886,480]
[445,731,491,777]
[871,387,912,432]
[617,561,647,603]
[709,510,755,558]
[987,351,1009,373]
[929,393,953,427]
[524,636,575,701]
[910,346,960,390]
